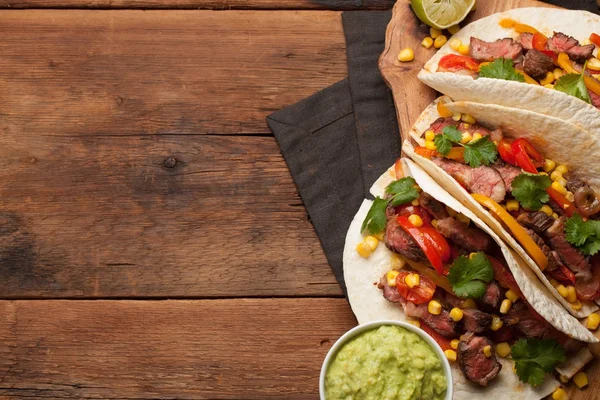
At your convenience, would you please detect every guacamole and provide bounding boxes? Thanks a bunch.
[325,325,447,400]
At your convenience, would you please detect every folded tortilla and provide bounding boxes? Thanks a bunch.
[403,96,600,319]
[418,7,600,134]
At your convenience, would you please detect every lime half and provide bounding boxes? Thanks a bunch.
[411,0,475,30]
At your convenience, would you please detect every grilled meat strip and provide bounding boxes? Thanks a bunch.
[461,308,492,334]
[491,161,522,193]
[458,334,502,386]
[419,192,449,220]
[545,218,592,277]
[546,32,594,63]
[384,217,427,262]
[519,32,533,50]
[436,217,493,253]
[480,281,504,311]
[470,37,523,62]
[502,301,549,338]
[518,211,555,235]
[405,302,460,338]
[523,49,554,80]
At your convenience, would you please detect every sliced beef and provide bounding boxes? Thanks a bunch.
[379,275,405,304]
[491,161,522,192]
[436,217,492,253]
[384,218,427,262]
[502,301,549,338]
[589,89,600,109]
[429,117,459,134]
[480,281,504,311]
[419,192,449,220]
[458,334,502,386]
[567,44,595,63]
[522,49,554,80]
[432,158,507,203]
[565,173,588,194]
[525,228,571,281]
[517,211,555,235]
[546,32,594,63]
[461,308,492,333]
[519,32,534,50]
[439,289,464,309]
[489,128,504,144]
[404,302,460,338]
[470,37,523,62]
[545,225,592,276]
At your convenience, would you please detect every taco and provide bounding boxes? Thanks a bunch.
[403,96,600,320]
[418,7,600,133]
[344,157,596,398]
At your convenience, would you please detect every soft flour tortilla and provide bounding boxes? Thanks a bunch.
[404,97,600,319]
[343,160,569,399]
[418,7,600,135]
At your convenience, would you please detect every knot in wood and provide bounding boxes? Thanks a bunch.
[163,157,177,168]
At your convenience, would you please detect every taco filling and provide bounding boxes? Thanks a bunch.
[360,174,577,387]
[413,114,600,311]
[436,22,600,108]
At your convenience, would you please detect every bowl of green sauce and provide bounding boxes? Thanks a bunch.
[320,320,452,400]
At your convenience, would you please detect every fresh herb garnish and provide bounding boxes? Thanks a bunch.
[361,197,389,235]
[565,213,600,256]
[462,136,498,168]
[554,70,591,104]
[511,173,551,210]
[511,338,566,387]
[478,58,526,82]
[447,252,494,299]
[385,176,420,207]
[434,126,463,156]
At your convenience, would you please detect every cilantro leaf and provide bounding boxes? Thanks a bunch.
[361,197,389,235]
[463,136,498,167]
[447,252,494,299]
[565,214,600,256]
[478,58,526,82]
[385,177,420,206]
[434,126,463,156]
[511,173,551,210]
[554,73,591,104]
[512,339,566,387]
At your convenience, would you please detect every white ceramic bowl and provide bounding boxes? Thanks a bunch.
[319,320,453,400]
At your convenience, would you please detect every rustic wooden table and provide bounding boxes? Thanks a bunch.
[0,0,598,399]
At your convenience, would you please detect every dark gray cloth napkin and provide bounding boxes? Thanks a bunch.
[267,3,599,295]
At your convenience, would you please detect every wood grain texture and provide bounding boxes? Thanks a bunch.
[379,0,558,141]
[2,0,395,9]
[0,10,346,136]
[0,133,342,298]
[0,299,358,399]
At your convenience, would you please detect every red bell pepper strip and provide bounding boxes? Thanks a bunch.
[438,54,480,73]
[549,263,577,285]
[590,33,600,48]
[497,139,516,165]
[547,187,576,217]
[397,216,450,275]
[532,32,547,51]
[511,138,544,173]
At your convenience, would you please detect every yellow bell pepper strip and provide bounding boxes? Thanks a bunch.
[499,19,541,35]
[557,52,600,96]
[516,69,541,85]
[471,194,548,271]
[405,259,455,295]
[437,101,454,118]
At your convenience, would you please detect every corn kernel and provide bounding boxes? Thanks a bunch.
[566,285,577,303]
[463,299,477,310]
[407,319,421,328]
[409,214,423,228]
[461,132,473,144]
[571,300,582,311]
[449,38,461,51]
[550,170,563,181]
[425,130,436,141]
[469,252,477,260]
[386,270,400,287]
[444,349,457,362]
[540,205,553,217]
[449,307,464,322]
[491,315,503,331]
[552,181,567,195]
[461,114,476,125]
[421,36,434,49]
[496,342,511,357]
[506,200,520,211]
[587,313,600,330]
[556,177,567,189]
[471,132,483,142]
[434,35,447,49]
[549,278,559,287]
[555,165,569,175]
[428,300,442,315]
[365,236,379,252]
[425,140,437,151]
[411,199,420,208]
[588,57,600,70]
[543,159,556,173]
[505,289,519,303]
[450,339,460,349]
[448,24,461,35]
[430,27,442,39]
[483,345,492,357]
[431,219,438,229]
[457,44,470,55]
[557,284,568,298]
[566,191,575,202]
[540,71,555,86]
[456,213,470,225]
[452,112,462,121]
[552,387,569,400]
[544,83,555,89]
[398,48,415,62]
[405,273,420,288]
[356,241,372,258]
[553,68,564,80]
[500,299,513,314]
[552,213,559,219]
[390,253,405,270]
[573,372,588,388]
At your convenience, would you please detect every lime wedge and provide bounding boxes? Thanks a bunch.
[411,0,475,30]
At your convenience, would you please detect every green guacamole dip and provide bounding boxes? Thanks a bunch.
[325,325,447,400]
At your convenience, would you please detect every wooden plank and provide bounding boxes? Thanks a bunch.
[0,134,341,298]
[0,10,346,136]
[2,0,395,9]
[0,299,357,399]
